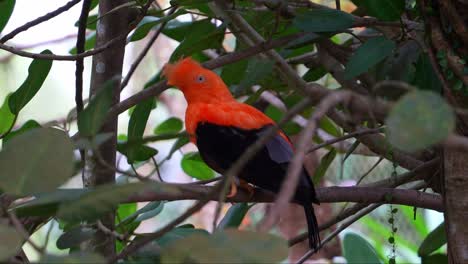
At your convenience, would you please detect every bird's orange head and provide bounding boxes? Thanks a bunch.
[162,57,234,104]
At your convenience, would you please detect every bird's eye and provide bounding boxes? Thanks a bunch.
[195,75,205,83]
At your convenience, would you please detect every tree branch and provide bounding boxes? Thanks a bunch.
[0,0,82,43]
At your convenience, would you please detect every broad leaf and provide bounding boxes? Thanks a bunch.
[0,128,74,195]
[124,97,155,163]
[236,58,274,95]
[9,50,53,114]
[313,148,336,184]
[77,78,116,137]
[12,189,89,217]
[412,53,442,93]
[0,95,15,135]
[56,226,96,249]
[181,152,215,180]
[117,144,158,163]
[118,201,165,228]
[154,117,183,135]
[418,222,446,256]
[386,91,455,152]
[353,0,405,21]
[156,225,210,248]
[0,223,23,261]
[217,203,250,230]
[170,19,225,61]
[342,232,382,263]
[0,0,15,34]
[57,182,177,223]
[3,119,40,145]
[162,229,288,263]
[344,37,395,79]
[294,9,354,33]
[421,254,448,264]
[41,253,105,263]
[129,10,186,42]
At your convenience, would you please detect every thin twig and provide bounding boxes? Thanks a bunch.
[7,212,43,254]
[0,0,82,43]
[260,91,352,231]
[120,6,178,90]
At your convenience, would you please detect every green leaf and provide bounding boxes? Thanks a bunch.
[353,0,405,21]
[343,140,360,161]
[313,148,336,184]
[162,229,288,263]
[77,78,116,137]
[236,58,275,95]
[156,225,210,248]
[181,152,215,180]
[303,66,327,82]
[154,117,183,135]
[344,36,396,79]
[11,189,89,217]
[170,19,225,61]
[343,232,382,264]
[0,128,74,195]
[412,53,442,93]
[129,10,187,42]
[0,0,15,34]
[421,254,448,264]
[386,91,455,152]
[8,50,53,114]
[124,97,155,163]
[418,222,446,256]
[117,144,158,163]
[3,119,40,145]
[41,253,105,263]
[56,226,96,249]
[221,59,248,86]
[0,223,23,261]
[57,182,177,223]
[0,94,15,135]
[69,32,96,54]
[217,203,250,230]
[74,14,98,30]
[293,9,354,33]
[118,201,164,229]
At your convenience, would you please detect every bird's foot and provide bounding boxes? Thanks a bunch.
[226,179,255,198]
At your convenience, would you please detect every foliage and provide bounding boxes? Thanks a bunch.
[0,0,461,263]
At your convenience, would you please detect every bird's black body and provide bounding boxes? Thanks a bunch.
[195,122,320,250]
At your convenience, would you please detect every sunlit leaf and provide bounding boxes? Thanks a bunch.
[154,117,183,135]
[386,91,455,152]
[9,50,53,114]
[2,119,40,145]
[0,128,74,195]
[181,152,215,180]
[0,94,15,135]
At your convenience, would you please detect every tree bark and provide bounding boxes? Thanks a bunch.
[444,148,468,263]
[85,0,130,256]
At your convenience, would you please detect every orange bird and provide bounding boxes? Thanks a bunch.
[163,57,320,250]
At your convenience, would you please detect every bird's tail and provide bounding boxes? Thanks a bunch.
[303,203,321,251]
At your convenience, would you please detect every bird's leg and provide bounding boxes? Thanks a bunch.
[226,178,255,198]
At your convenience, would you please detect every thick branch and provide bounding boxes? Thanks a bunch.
[125,184,443,212]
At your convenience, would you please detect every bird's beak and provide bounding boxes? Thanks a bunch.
[162,63,175,86]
